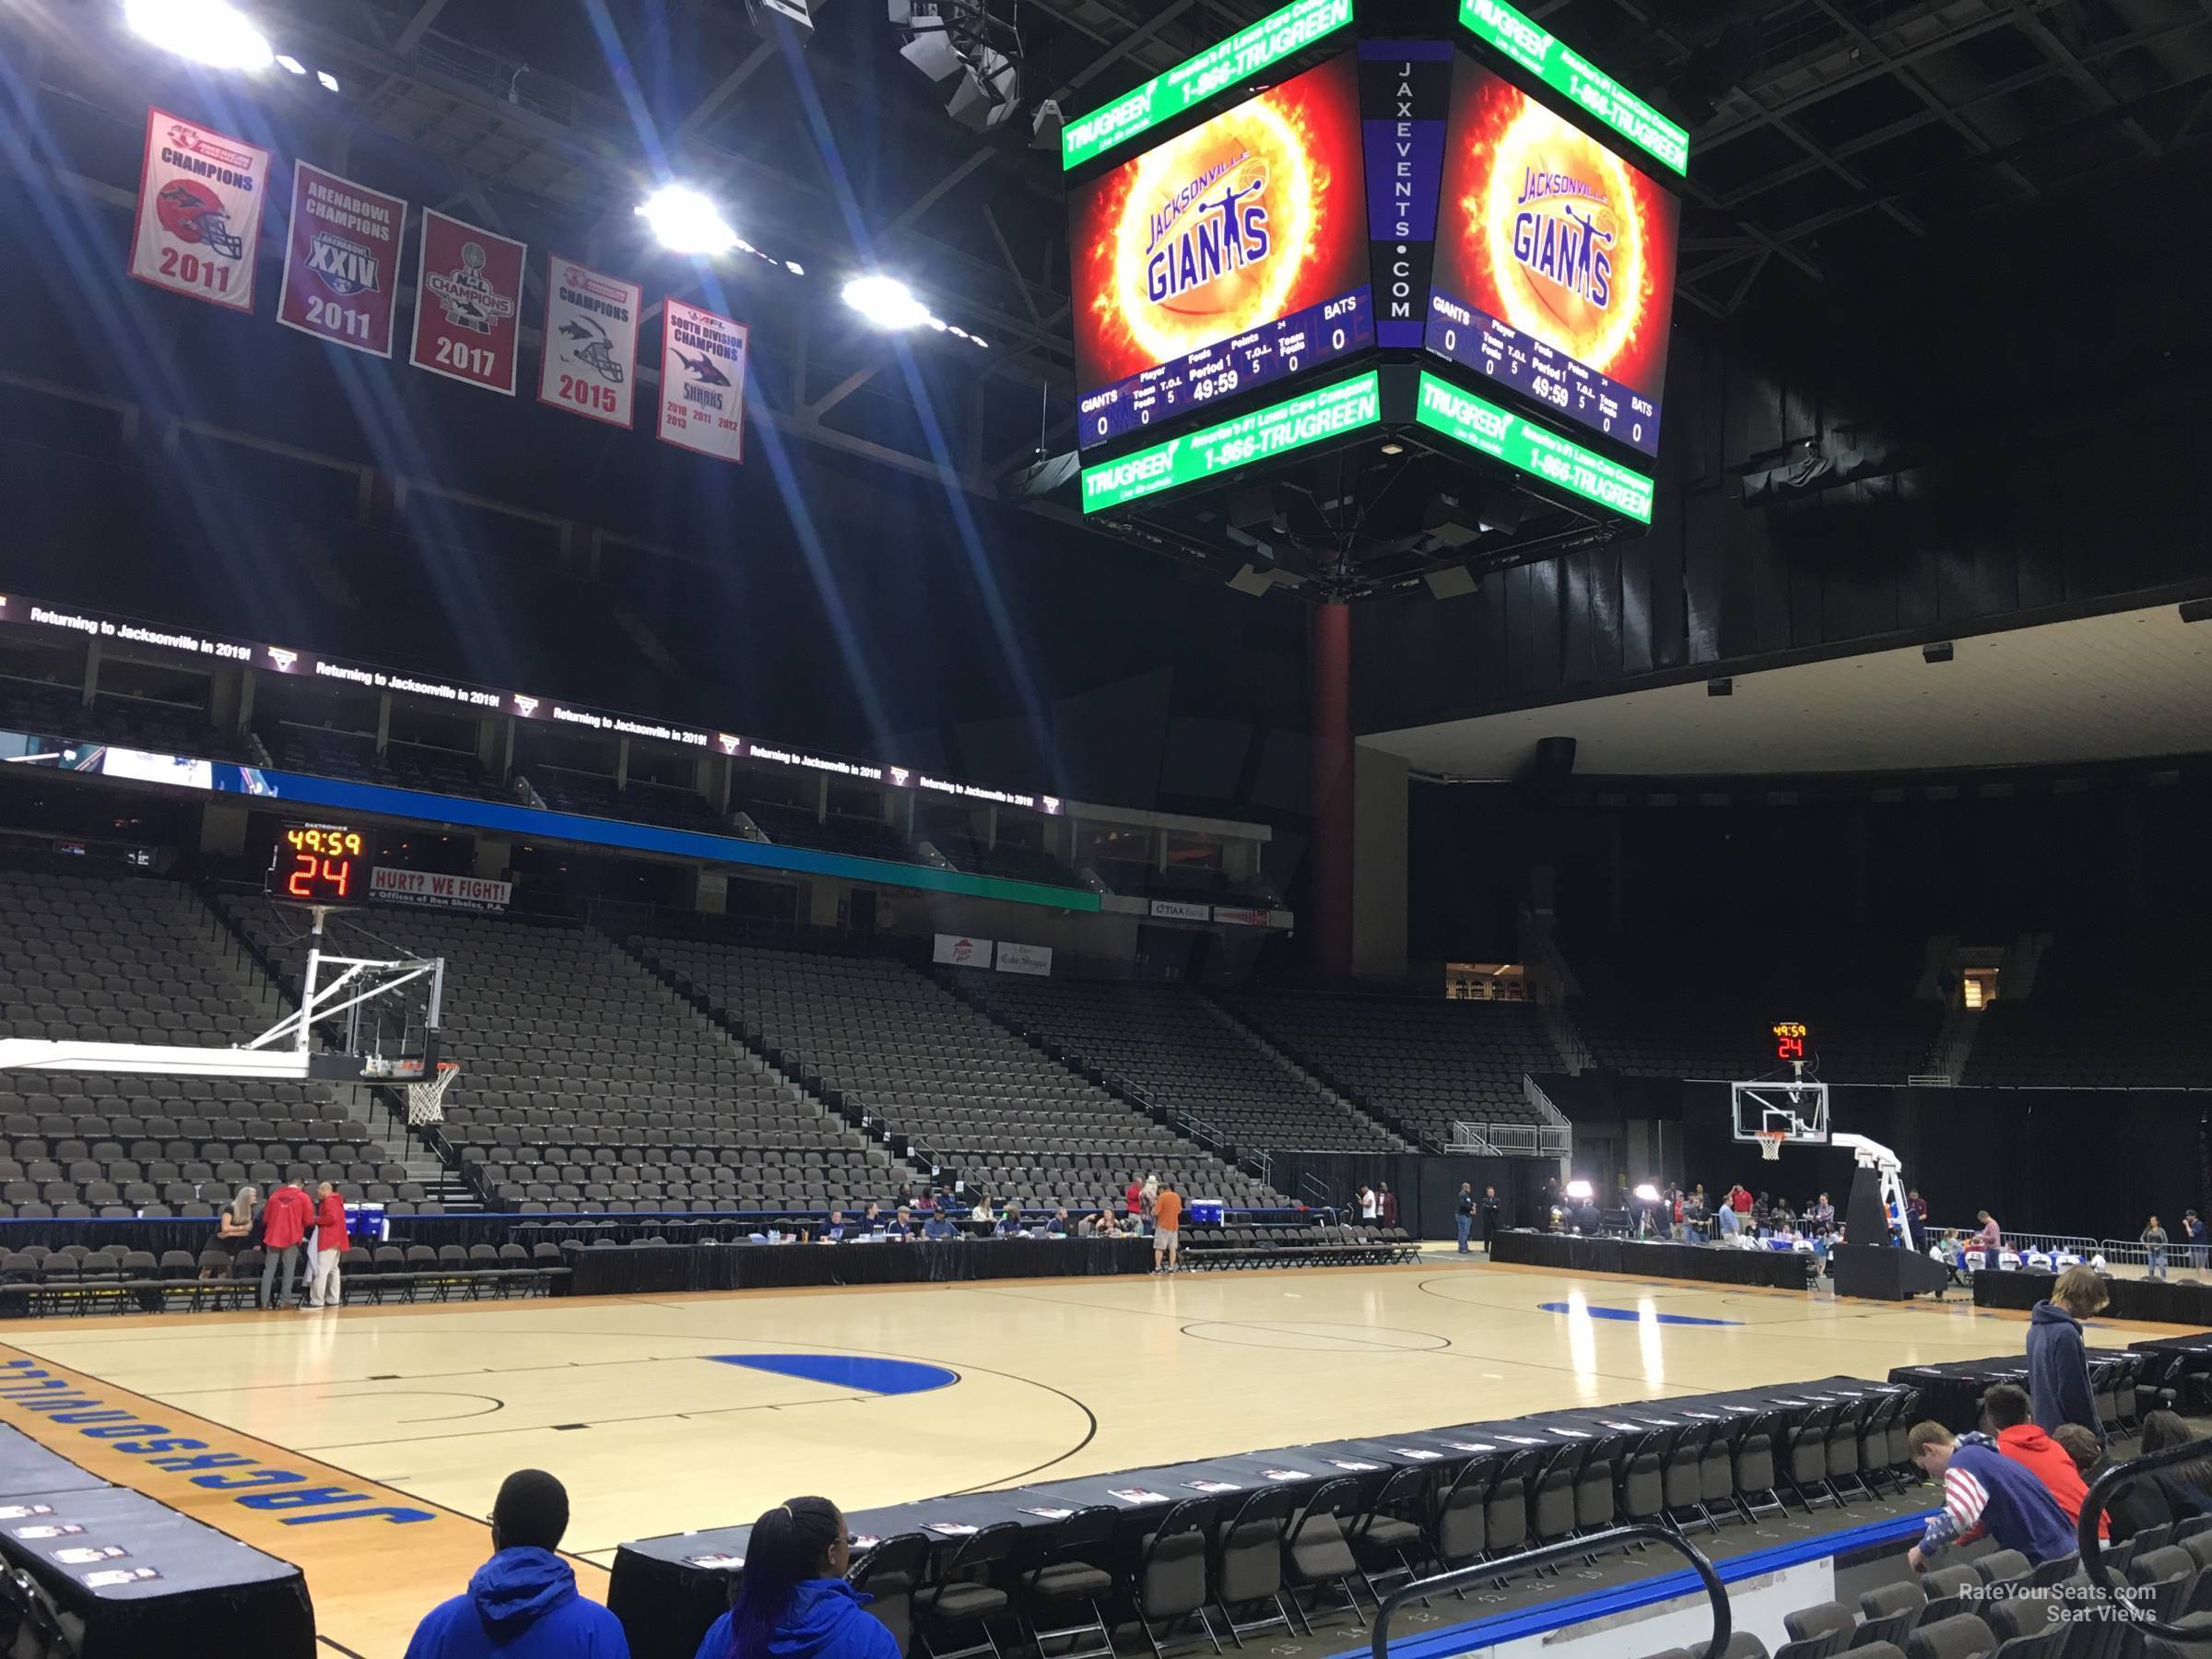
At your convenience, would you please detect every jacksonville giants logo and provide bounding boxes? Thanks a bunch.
[426,241,514,335]
[1145,151,1271,306]
[307,230,379,298]
[1512,168,1614,309]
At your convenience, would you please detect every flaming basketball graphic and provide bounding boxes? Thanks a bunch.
[1434,62,1677,399]
[1071,53,1367,394]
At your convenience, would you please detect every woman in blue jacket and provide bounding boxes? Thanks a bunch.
[698,1498,900,1659]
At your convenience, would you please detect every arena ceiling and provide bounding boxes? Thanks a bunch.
[6,0,2210,497]
[1364,601,2212,777]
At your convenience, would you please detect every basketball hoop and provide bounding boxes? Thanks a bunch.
[406,1061,459,1125]
[1755,1131,1786,1161]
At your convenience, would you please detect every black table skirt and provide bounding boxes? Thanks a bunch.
[1974,1269,2212,1326]
[1490,1230,1813,1289]
[562,1236,1154,1294]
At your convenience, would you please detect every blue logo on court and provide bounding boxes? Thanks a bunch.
[1537,1302,1739,1326]
[708,1354,958,1395]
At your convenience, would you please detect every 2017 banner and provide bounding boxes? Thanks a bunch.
[128,107,270,312]
[410,208,525,394]
[657,298,749,463]
[536,255,641,429]
[276,161,406,357]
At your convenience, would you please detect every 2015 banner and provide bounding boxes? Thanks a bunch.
[537,255,641,429]
[410,208,525,394]
[657,298,749,463]
[128,107,270,312]
[276,161,406,357]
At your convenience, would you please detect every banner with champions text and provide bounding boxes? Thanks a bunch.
[276,161,405,357]
[657,297,749,462]
[128,107,271,312]
[409,208,525,394]
[537,255,641,429]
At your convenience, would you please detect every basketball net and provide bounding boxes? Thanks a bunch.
[1754,1130,1785,1161]
[406,1060,459,1125]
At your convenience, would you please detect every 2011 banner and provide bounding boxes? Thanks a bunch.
[276,161,406,357]
[128,107,270,312]
[409,208,526,394]
[536,255,641,429]
[657,298,749,463]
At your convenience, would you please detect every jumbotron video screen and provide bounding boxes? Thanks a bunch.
[1070,52,1371,451]
[1424,56,1679,458]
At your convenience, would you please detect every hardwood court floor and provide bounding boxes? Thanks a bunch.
[0,1253,2189,1658]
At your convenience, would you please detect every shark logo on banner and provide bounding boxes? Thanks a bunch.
[657,298,749,463]
[128,108,270,313]
[276,161,406,357]
[536,255,641,429]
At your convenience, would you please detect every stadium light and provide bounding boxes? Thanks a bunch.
[843,274,931,330]
[638,184,739,255]
[1565,1180,1594,1201]
[126,0,273,70]
[1633,1182,1661,1203]
[275,54,305,74]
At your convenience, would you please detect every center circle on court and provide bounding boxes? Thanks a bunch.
[1179,1321,1450,1352]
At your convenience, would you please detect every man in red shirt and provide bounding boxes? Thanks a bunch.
[258,1180,315,1310]
[1125,1177,1144,1219]
[1982,1383,2109,1541]
[306,1182,349,1309]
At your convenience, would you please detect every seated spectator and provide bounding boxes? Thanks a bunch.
[696,1498,897,1659]
[204,1184,258,1280]
[922,1212,959,1241]
[1089,1208,1123,1238]
[2029,1264,2109,1445]
[2052,1422,2203,1543]
[1046,1207,1071,1236]
[820,1211,846,1243]
[2140,1412,2212,1509]
[859,1203,883,1233]
[970,1194,994,1223]
[404,1469,626,1658]
[1906,1421,2076,1568]
[1980,1383,2106,1540]
[891,1206,915,1239]
[994,1206,1025,1238]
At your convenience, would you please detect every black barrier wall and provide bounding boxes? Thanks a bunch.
[1255,1152,1549,1239]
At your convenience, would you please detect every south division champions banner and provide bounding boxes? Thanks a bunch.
[1424,58,1678,457]
[657,298,749,463]
[537,255,641,428]
[128,108,271,312]
[1069,52,1371,451]
[276,161,405,357]
[410,208,526,394]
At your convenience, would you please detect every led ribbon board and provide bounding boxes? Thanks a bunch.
[1061,0,1354,171]
[1413,372,1653,523]
[1080,371,1382,512]
[1457,0,1690,178]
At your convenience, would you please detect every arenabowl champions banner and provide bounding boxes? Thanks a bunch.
[537,255,642,429]
[657,298,749,462]
[129,108,271,312]
[276,161,406,357]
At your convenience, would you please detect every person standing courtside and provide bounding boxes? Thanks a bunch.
[1479,1184,1500,1253]
[306,1182,348,1309]
[258,1178,315,1311]
[1454,1182,1475,1253]
[1152,1178,1182,1274]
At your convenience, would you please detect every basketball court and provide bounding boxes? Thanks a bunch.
[0,1256,2190,1657]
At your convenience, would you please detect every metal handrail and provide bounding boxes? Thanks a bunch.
[1371,1523,1732,1659]
[2079,1437,2212,1641]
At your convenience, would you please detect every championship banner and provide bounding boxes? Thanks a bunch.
[536,254,641,429]
[657,298,749,462]
[276,161,405,357]
[409,208,525,394]
[128,108,270,313]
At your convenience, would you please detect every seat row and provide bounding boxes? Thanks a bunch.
[0,1241,568,1315]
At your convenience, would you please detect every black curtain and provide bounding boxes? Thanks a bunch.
[1254,1153,1549,1239]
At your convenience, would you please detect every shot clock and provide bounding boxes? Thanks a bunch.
[268,822,370,903]
[1771,1021,1809,1065]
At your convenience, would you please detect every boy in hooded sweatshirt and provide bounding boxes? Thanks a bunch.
[406,1469,627,1657]
[1980,1383,2106,1542]
[2028,1263,2109,1448]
